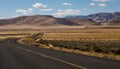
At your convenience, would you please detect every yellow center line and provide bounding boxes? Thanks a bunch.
[8,41,87,69]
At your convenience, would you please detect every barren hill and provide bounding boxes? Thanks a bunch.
[0,15,79,26]
[66,18,97,25]
[65,12,120,23]
[0,15,97,27]
[0,13,120,28]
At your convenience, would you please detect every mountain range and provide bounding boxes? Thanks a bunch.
[65,12,120,23]
[0,12,120,27]
[0,15,95,26]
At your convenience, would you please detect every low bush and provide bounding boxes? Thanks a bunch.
[37,40,120,55]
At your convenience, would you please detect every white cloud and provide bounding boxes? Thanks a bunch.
[33,3,47,9]
[41,8,53,11]
[53,9,80,17]
[90,3,96,6]
[98,3,107,6]
[32,3,52,12]
[90,0,108,7]
[0,17,3,19]
[16,8,33,15]
[92,0,111,2]
[13,15,20,18]
[62,2,71,6]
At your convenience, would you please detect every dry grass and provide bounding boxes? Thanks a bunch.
[42,33,120,40]
[1,28,119,61]
[0,25,87,29]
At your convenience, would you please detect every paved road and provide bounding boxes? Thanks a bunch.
[0,39,120,69]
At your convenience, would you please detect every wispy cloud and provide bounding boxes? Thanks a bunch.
[90,0,109,7]
[16,8,33,15]
[90,2,107,7]
[13,15,19,18]
[92,0,111,2]
[98,3,107,6]
[62,2,72,6]
[53,9,80,17]
[90,3,96,6]
[41,8,53,11]
[0,17,3,19]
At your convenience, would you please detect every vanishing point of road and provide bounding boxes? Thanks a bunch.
[0,39,120,69]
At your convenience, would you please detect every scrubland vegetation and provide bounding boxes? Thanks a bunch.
[19,29,120,60]
[37,40,120,55]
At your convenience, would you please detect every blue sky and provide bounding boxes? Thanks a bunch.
[0,0,120,18]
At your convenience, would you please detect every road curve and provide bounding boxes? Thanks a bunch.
[0,39,120,69]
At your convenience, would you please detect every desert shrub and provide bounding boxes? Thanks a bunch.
[37,40,120,55]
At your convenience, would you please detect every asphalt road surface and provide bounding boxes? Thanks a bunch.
[0,39,120,69]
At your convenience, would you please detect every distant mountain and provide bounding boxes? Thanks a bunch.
[65,12,120,23]
[107,16,120,25]
[66,18,97,25]
[64,15,86,18]
[0,15,96,26]
[0,12,120,27]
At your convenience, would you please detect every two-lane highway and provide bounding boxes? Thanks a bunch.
[0,39,120,69]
